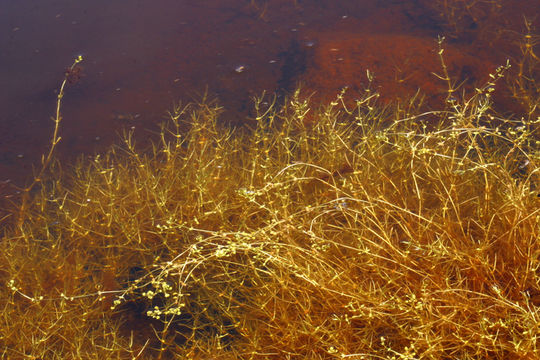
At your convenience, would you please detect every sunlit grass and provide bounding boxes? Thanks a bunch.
[2,78,538,358]
[1,32,540,359]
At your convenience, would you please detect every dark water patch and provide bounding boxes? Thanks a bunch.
[277,39,309,94]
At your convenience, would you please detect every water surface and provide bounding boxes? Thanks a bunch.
[0,0,537,197]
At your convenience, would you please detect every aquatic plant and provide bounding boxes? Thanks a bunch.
[419,0,504,38]
[1,34,539,360]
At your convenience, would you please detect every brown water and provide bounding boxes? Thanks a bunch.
[0,0,538,201]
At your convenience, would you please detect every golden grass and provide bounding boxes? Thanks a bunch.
[1,41,539,360]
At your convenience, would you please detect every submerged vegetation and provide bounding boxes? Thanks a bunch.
[1,13,540,360]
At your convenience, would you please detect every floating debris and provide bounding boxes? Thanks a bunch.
[234,65,247,73]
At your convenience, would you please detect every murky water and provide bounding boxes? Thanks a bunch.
[0,0,538,197]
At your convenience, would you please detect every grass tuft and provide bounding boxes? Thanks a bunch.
[1,37,539,360]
